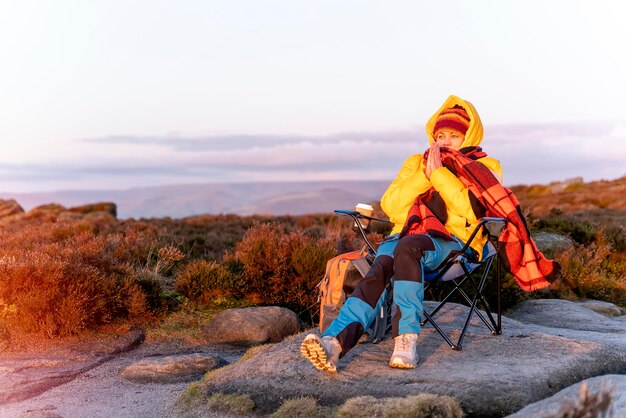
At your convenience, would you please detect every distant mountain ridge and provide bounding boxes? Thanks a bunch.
[3,175,624,220]
[0,180,390,219]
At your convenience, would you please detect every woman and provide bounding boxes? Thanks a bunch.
[300,95,503,372]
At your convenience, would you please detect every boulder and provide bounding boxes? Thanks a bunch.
[577,300,624,317]
[199,302,626,416]
[204,306,300,346]
[29,203,65,214]
[57,211,85,222]
[547,177,583,194]
[23,204,65,222]
[507,299,626,333]
[82,211,116,223]
[57,210,116,224]
[532,231,574,254]
[67,202,117,218]
[0,199,25,218]
[507,374,626,417]
[120,353,227,383]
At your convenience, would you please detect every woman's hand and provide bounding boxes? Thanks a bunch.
[425,141,443,179]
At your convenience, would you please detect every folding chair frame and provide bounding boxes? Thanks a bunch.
[334,210,507,350]
[421,217,507,350]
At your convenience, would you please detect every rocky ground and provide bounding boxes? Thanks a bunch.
[1,300,625,418]
[0,334,246,418]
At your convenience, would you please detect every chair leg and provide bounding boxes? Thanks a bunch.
[423,279,463,323]
[456,290,481,350]
[453,279,496,334]
[422,311,459,350]
[456,259,500,348]
[422,253,504,349]
[464,260,500,336]
[496,255,502,334]
[428,273,496,334]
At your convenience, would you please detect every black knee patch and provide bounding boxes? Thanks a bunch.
[336,322,365,358]
[394,235,435,257]
[351,255,394,308]
[393,235,434,282]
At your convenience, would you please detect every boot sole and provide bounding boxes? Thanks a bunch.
[389,356,418,369]
[300,336,336,373]
[389,361,416,369]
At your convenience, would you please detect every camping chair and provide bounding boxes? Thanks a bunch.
[334,209,507,351]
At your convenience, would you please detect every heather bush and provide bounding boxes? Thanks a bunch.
[175,259,242,304]
[545,234,626,305]
[0,219,192,339]
[0,223,155,338]
[232,222,337,313]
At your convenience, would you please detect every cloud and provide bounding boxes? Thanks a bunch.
[2,123,625,192]
[81,130,421,152]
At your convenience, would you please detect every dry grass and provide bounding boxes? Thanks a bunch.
[176,381,206,410]
[336,394,464,418]
[145,308,213,345]
[271,396,331,418]
[205,392,256,416]
[175,386,255,417]
[543,382,614,418]
[238,343,273,362]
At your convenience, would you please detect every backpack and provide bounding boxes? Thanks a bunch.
[317,249,373,333]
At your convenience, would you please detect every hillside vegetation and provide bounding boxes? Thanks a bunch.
[0,175,624,344]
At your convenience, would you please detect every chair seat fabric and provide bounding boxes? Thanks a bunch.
[424,241,496,283]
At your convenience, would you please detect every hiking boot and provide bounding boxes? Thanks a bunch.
[300,334,342,373]
[389,333,419,369]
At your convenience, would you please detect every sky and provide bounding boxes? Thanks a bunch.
[1,0,625,193]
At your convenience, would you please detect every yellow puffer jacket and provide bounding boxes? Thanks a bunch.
[380,95,503,259]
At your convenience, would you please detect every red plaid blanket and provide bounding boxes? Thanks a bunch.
[402,147,560,291]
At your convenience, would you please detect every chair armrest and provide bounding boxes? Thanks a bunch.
[453,217,508,260]
[482,217,507,238]
[334,209,390,254]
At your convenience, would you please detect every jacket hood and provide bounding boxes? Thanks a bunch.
[425,95,484,148]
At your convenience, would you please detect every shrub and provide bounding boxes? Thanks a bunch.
[533,216,597,245]
[175,260,235,303]
[0,223,152,338]
[0,219,192,340]
[546,234,626,305]
[233,222,337,314]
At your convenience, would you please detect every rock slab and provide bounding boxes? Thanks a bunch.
[507,299,626,333]
[120,353,227,383]
[0,328,145,405]
[532,231,574,254]
[200,301,626,417]
[577,300,624,317]
[204,306,300,346]
[507,374,626,417]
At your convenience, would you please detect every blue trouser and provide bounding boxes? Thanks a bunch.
[322,234,464,356]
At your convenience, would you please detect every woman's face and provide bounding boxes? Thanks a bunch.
[435,130,465,150]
